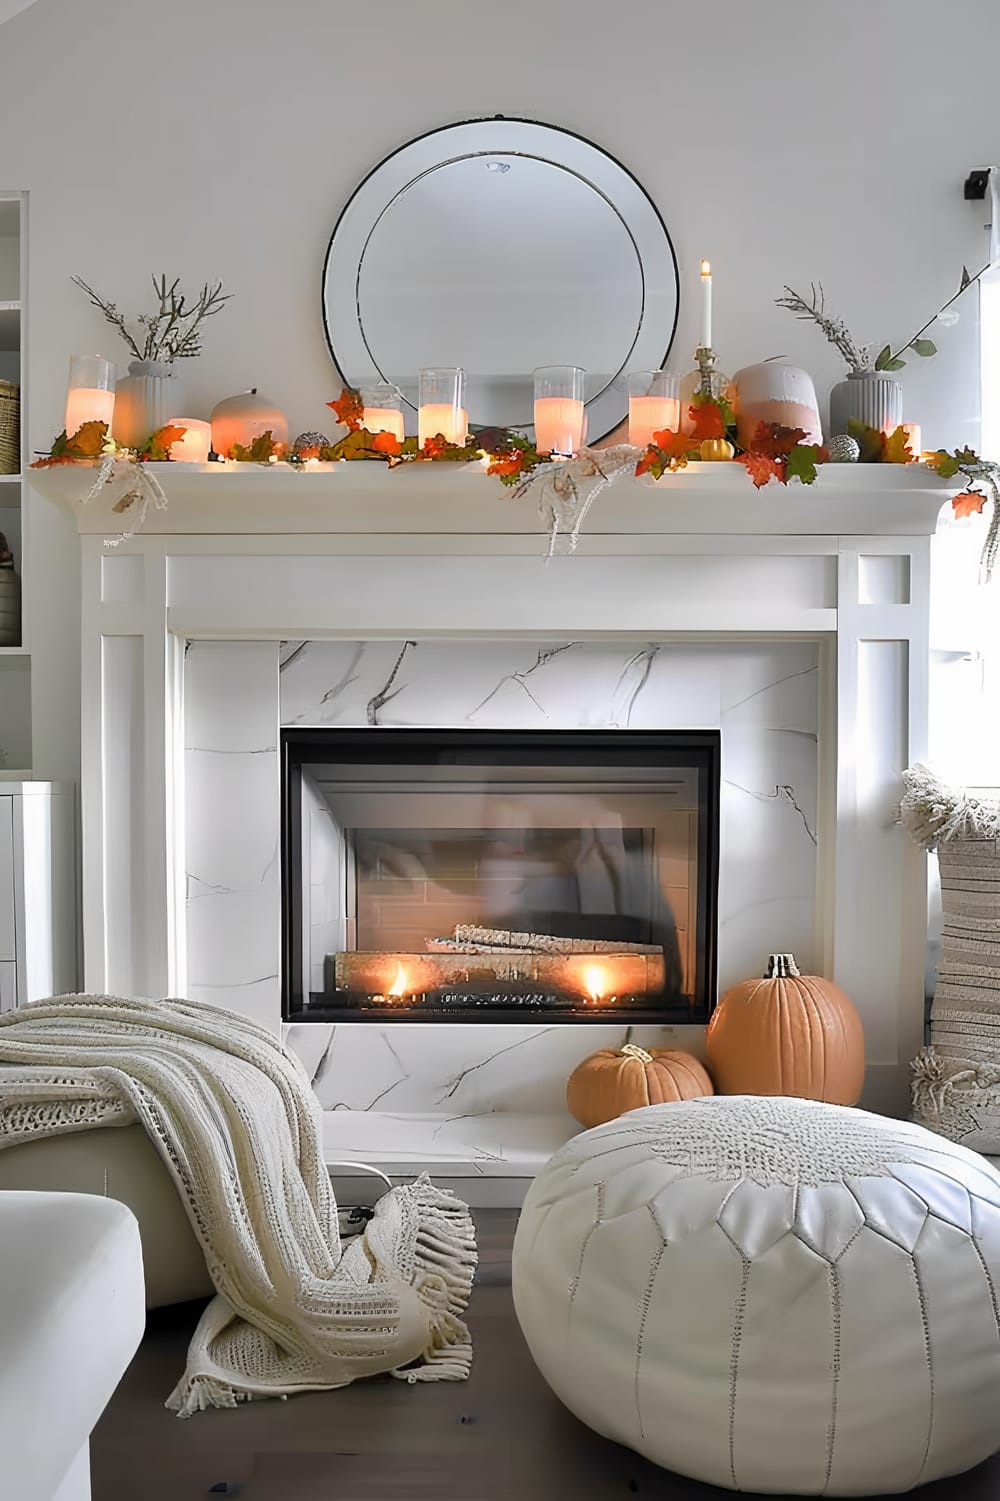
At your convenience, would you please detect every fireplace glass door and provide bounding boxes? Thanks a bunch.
[282,729,719,1022]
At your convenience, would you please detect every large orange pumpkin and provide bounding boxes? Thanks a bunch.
[706,953,864,1103]
[567,1043,714,1129]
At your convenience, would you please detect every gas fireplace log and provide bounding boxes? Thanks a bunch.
[332,949,665,998]
[444,925,664,956]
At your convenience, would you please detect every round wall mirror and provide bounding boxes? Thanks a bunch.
[323,118,679,442]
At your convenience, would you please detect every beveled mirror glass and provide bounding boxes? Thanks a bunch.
[323,118,679,441]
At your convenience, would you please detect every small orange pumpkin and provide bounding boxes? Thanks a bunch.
[567,1042,714,1129]
[706,953,864,1104]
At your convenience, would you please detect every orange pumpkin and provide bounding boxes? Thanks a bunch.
[706,953,864,1104]
[567,1043,714,1129]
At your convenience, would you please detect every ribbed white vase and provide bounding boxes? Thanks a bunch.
[112,360,183,449]
[828,371,902,437]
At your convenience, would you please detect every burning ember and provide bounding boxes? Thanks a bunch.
[334,927,661,1010]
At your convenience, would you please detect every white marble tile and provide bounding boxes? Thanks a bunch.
[322,1109,579,1177]
[279,639,723,730]
[186,640,279,751]
[283,1020,704,1116]
[185,642,282,1031]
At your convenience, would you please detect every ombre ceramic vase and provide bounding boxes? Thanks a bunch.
[732,362,822,447]
[111,360,183,449]
[828,371,902,438]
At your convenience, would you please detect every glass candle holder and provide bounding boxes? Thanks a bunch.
[679,349,734,435]
[418,368,467,448]
[533,365,585,456]
[165,417,212,463]
[628,370,681,448]
[65,354,115,437]
[360,382,405,443]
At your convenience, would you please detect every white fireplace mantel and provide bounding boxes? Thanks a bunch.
[34,461,952,1173]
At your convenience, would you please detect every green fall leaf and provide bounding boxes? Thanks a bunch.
[927,449,960,479]
[784,444,824,486]
[847,418,886,464]
[875,344,893,371]
[230,430,280,463]
[910,338,937,357]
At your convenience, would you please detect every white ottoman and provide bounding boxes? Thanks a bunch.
[513,1095,1000,1496]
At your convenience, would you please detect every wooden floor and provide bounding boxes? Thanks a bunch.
[93,1210,1000,1501]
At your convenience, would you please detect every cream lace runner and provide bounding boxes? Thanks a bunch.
[0,994,477,1415]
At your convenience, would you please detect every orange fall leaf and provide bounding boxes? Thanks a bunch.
[952,489,987,519]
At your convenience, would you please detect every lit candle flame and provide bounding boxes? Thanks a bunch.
[583,964,608,1003]
[388,961,409,998]
[700,259,711,278]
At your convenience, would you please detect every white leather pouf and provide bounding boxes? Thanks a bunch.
[512,1095,1000,1496]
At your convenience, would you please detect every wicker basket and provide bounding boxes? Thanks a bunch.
[0,381,19,476]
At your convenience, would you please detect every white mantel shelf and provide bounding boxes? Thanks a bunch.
[32,460,952,539]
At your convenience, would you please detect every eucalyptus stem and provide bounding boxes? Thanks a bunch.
[889,260,990,363]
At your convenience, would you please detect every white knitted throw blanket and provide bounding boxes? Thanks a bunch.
[0,995,477,1416]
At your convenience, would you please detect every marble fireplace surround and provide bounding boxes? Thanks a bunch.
[47,463,948,1194]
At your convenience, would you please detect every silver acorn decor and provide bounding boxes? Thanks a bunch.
[827,433,861,463]
[292,431,330,454]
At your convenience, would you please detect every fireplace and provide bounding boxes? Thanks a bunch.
[282,728,720,1023]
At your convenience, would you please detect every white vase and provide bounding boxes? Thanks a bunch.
[112,360,183,449]
[828,371,902,438]
[732,362,823,447]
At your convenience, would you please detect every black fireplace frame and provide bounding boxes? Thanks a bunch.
[280,727,720,1024]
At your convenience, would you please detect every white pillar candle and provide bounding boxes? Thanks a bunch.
[65,386,115,437]
[65,354,115,438]
[628,395,681,449]
[901,421,922,454]
[363,407,406,443]
[418,403,467,448]
[700,260,712,351]
[165,418,212,463]
[534,396,585,456]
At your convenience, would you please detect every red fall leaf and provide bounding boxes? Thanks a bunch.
[487,453,525,478]
[688,402,726,440]
[742,451,786,488]
[747,421,807,459]
[372,431,401,456]
[652,428,697,460]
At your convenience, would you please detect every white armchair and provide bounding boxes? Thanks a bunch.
[0,1191,145,1501]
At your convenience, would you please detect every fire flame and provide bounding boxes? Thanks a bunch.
[583,964,608,1003]
[387,961,409,999]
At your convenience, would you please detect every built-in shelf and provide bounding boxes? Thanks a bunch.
[0,195,27,758]
[0,303,19,354]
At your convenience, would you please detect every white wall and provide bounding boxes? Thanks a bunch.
[0,0,996,784]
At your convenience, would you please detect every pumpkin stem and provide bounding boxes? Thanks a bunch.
[621,1043,654,1064]
[765,953,800,978]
